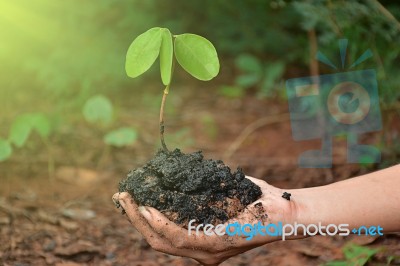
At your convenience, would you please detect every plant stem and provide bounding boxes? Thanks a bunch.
[159,51,176,152]
[159,85,170,152]
[308,29,319,78]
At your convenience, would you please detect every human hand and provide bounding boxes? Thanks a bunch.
[112,176,299,266]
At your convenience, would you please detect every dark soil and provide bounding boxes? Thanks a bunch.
[118,148,262,227]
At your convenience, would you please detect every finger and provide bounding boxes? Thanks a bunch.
[245,176,268,188]
[112,193,119,205]
[113,192,153,232]
[113,193,189,253]
[113,192,169,246]
[135,208,257,265]
[143,206,250,252]
[113,193,268,264]
[113,194,225,262]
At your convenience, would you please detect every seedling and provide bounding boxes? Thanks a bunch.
[82,94,138,148]
[118,27,262,227]
[0,113,54,178]
[125,27,220,151]
[218,54,285,99]
[0,113,52,162]
[324,243,381,266]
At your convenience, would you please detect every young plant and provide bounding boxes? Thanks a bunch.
[125,27,220,151]
[82,94,138,147]
[218,54,285,99]
[324,243,380,266]
[0,113,52,162]
[0,113,54,178]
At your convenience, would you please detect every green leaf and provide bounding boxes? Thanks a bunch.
[235,74,260,88]
[30,113,51,138]
[160,28,173,85]
[264,61,285,82]
[0,139,12,162]
[8,113,52,147]
[259,61,285,96]
[218,85,245,98]
[9,115,32,147]
[343,244,379,262]
[235,54,263,74]
[174,33,219,81]
[324,261,348,266]
[104,127,138,147]
[126,27,163,78]
[323,244,381,266]
[83,95,113,126]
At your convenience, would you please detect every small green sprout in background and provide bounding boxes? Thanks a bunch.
[0,139,12,162]
[1,112,52,162]
[82,94,138,148]
[218,54,285,99]
[83,95,113,126]
[9,113,51,148]
[104,127,138,148]
[0,112,54,177]
[324,243,381,266]
[125,27,220,151]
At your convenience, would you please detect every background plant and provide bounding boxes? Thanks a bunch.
[324,243,381,266]
[82,94,138,148]
[219,54,285,99]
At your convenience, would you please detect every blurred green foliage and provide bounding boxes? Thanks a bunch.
[200,114,218,140]
[0,112,51,162]
[324,243,380,266]
[0,0,399,162]
[292,0,400,104]
[83,95,113,126]
[218,85,246,99]
[155,0,302,57]
[218,54,285,99]
[1,0,158,160]
[236,54,285,98]
[0,0,157,98]
[104,127,138,148]
[0,139,12,161]
[83,95,137,148]
[158,0,399,102]
[1,0,399,104]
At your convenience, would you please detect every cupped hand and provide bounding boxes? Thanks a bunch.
[112,176,298,266]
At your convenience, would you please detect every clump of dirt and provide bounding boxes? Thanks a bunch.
[119,149,262,227]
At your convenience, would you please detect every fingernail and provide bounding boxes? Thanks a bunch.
[112,193,121,207]
[138,206,152,220]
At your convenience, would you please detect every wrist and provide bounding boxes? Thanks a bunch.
[285,188,309,226]
[256,185,305,241]
[264,186,301,225]
[283,186,344,240]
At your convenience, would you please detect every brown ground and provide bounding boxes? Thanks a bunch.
[1,84,399,266]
